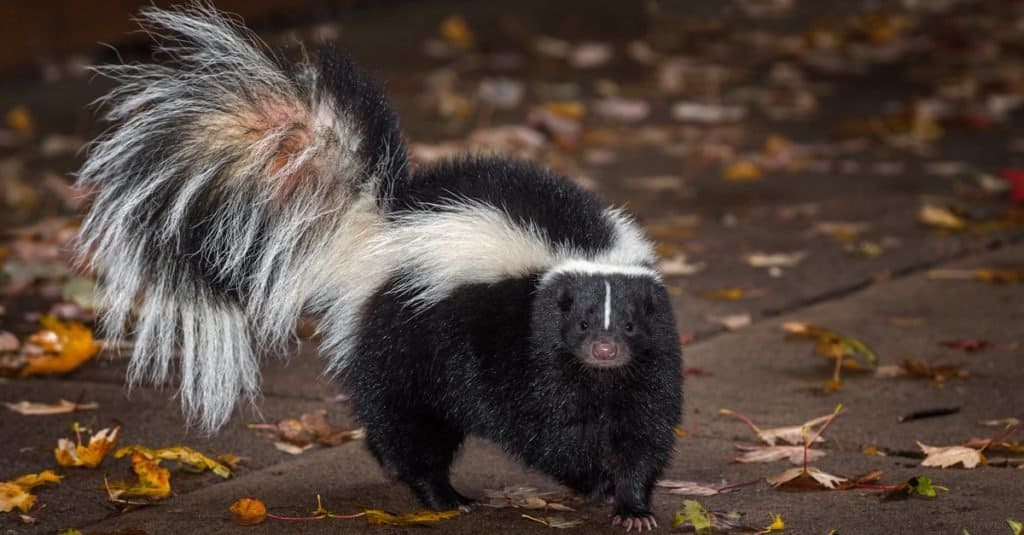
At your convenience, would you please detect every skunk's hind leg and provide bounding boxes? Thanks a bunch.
[362,407,471,511]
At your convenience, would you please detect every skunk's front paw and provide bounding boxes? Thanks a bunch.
[611,510,657,532]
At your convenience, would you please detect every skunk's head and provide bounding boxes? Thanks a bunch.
[532,262,674,370]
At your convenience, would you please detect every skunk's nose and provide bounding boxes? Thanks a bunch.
[591,341,619,360]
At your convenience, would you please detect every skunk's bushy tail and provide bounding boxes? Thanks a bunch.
[77,5,407,431]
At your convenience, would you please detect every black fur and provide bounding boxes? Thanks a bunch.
[387,157,617,254]
[347,271,682,517]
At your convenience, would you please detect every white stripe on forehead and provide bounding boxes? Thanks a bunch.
[604,280,611,329]
[539,259,661,285]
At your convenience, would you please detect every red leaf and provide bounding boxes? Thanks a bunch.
[1000,168,1024,204]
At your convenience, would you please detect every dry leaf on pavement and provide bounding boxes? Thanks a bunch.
[917,441,984,468]
[230,497,267,526]
[0,470,61,513]
[115,445,232,478]
[733,444,826,465]
[54,425,120,468]
[105,450,172,501]
[767,466,848,489]
[5,399,98,415]
[20,316,101,376]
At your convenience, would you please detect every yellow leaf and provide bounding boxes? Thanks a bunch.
[700,287,745,301]
[439,15,474,48]
[20,316,101,377]
[116,445,231,478]
[5,105,34,138]
[106,451,172,500]
[1008,519,1022,535]
[545,101,587,119]
[723,160,762,181]
[765,513,785,531]
[55,426,120,468]
[0,470,61,513]
[364,508,459,526]
[230,497,267,526]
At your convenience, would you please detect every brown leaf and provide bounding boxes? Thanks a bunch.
[767,466,847,489]
[483,486,575,510]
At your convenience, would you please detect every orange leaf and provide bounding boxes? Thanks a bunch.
[0,470,61,513]
[54,425,120,468]
[106,451,172,500]
[20,316,101,376]
[230,497,267,526]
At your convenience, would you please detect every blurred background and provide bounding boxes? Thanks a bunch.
[1,2,1023,533]
[2,0,1022,335]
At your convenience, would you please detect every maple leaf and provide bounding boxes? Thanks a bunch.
[54,425,120,468]
[767,466,847,490]
[656,480,744,496]
[249,410,364,453]
[4,399,98,415]
[20,316,101,376]
[0,470,61,513]
[917,441,985,468]
[719,408,833,445]
[115,445,231,478]
[106,451,172,500]
[230,497,267,526]
[733,445,825,465]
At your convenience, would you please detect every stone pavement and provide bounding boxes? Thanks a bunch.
[1,1,1022,533]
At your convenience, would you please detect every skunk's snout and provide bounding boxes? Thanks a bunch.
[591,340,619,361]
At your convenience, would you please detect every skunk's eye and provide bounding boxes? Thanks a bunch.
[579,320,589,331]
[624,322,635,334]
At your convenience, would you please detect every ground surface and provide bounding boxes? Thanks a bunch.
[0,1,1022,534]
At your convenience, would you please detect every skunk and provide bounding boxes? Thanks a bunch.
[77,6,682,530]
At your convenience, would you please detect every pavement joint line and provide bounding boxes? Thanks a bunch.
[685,232,1024,348]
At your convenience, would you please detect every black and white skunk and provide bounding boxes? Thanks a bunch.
[77,6,682,530]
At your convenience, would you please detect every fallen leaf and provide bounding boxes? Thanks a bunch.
[230,497,267,526]
[106,450,172,500]
[700,287,753,301]
[708,313,752,331]
[115,445,231,478]
[919,204,966,230]
[733,445,825,465]
[1008,519,1022,535]
[5,399,98,415]
[767,466,847,489]
[5,105,34,138]
[763,513,785,532]
[439,15,474,48]
[897,358,968,382]
[0,470,61,513]
[658,254,706,276]
[568,42,613,69]
[671,102,746,124]
[656,480,742,496]
[1001,169,1024,204]
[20,316,101,376]
[364,508,459,526]
[0,331,18,352]
[483,486,575,510]
[979,418,1021,428]
[673,500,712,531]
[719,408,832,446]
[723,161,763,181]
[917,441,984,468]
[745,251,807,268]
[879,476,946,501]
[55,425,120,468]
[783,322,877,367]
[250,411,364,453]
